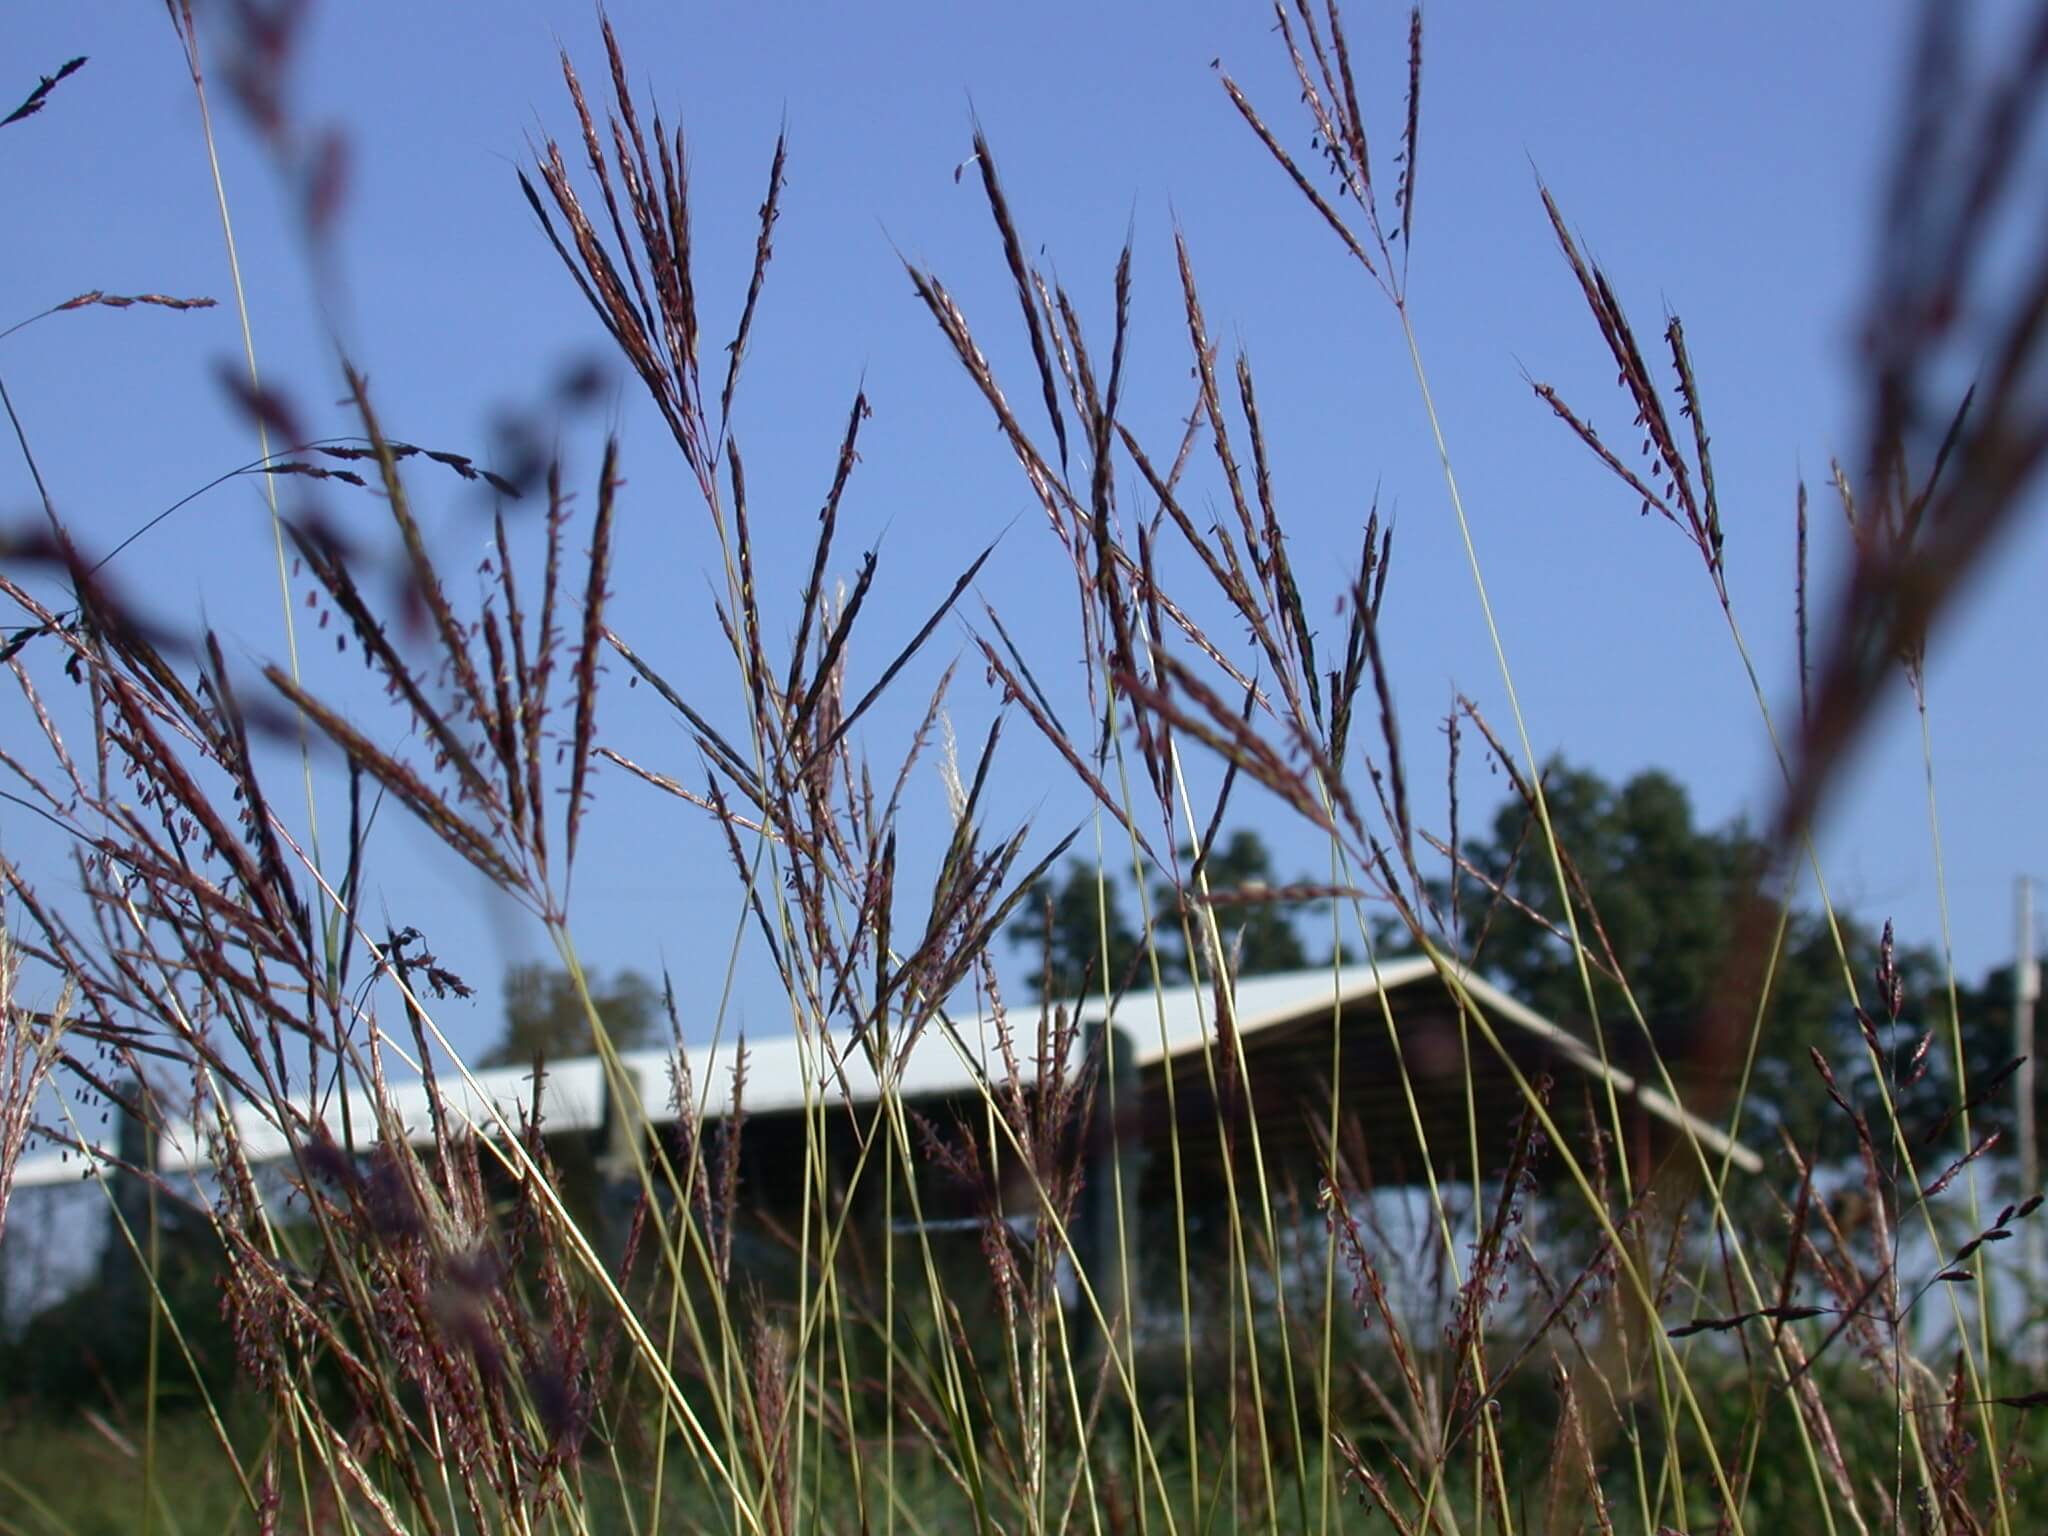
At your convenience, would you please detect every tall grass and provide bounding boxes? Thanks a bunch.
[2,3,2045,1533]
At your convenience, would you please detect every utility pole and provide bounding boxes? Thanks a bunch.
[2016,877,2041,1368]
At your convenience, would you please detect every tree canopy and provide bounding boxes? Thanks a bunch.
[1006,828,1314,1000]
[480,963,662,1068]
[1453,757,2024,1160]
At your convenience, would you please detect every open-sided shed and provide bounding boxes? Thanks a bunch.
[13,958,1754,1297]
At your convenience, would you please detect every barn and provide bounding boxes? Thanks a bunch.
[14,956,1756,1323]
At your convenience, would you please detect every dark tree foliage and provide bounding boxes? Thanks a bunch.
[1007,860,1148,1002]
[1454,758,2017,1161]
[1,1201,234,1410]
[481,963,661,1068]
[1007,830,1313,1000]
[1458,763,1773,1026]
[1154,828,1311,981]
[1892,963,2044,1150]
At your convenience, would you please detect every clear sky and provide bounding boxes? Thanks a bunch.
[5,1,2043,1068]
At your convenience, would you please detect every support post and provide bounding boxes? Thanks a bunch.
[99,1078,160,1302]
[1075,1020,1144,1370]
[596,1061,648,1278]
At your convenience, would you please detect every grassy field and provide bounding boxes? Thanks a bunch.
[3,2,2047,1532]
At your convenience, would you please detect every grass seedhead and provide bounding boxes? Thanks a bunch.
[2,55,87,128]
[969,127,1070,475]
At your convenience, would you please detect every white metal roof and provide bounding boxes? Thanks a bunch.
[8,958,1758,1186]
[9,1140,113,1191]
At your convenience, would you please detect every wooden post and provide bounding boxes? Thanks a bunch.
[596,1061,647,1277]
[1074,1020,1144,1368]
[99,1077,159,1300]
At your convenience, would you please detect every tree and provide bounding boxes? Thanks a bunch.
[1151,828,1310,981]
[1007,861,1146,1002]
[1007,830,1313,999]
[481,963,661,1068]
[1894,963,2045,1150]
[1458,764,1757,1022]
[1447,758,2040,1165]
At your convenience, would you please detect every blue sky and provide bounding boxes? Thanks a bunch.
[4,1,2043,1067]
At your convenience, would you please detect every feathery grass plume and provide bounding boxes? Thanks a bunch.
[722,437,781,753]
[282,516,493,803]
[969,127,1070,475]
[262,665,527,897]
[346,367,498,730]
[1175,236,1262,580]
[713,1042,748,1287]
[477,601,528,845]
[12,432,504,594]
[1529,185,1723,581]
[0,925,69,1244]
[55,288,212,314]
[721,131,786,427]
[2,55,87,128]
[906,262,1076,542]
[310,438,522,498]
[1397,9,1422,248]
[605,630,767,813]
[799,539,998,778]
[567,437,619,874]
[1324,504,1388,766]
[783,389,868,720]
[0,290,216,351]
[1550,1361,1617,1536]
[1114,427,1268,696]
[1228,2,1421,299]
[524,15,722,499]
[789,551,877,750]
